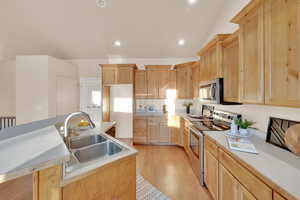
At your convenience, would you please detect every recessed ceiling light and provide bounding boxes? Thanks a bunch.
[114,40,121,46]
[189,0,197,4]
[178,39,185,46]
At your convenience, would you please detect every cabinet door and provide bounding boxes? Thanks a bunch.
[159,122,170,144]
[118,66,133,84]
[102,66,117,85]
[192,62,200,98]
[264,0,300,107]
[205,150,218,200]
[158,70,169,99]
[133,117,148,144]
[219,164,239,200]
[239,4,264,104]
[148,117,160,143]
[177,66,192,99]
[147,71,159,99]
[273,192,287,200]
[135,71,148,99]
[209,47,218,80]
[183,128,189,153]
[223,36,240,102]
[238,185,256,200]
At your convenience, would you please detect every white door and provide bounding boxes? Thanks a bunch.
[80,78,102,126]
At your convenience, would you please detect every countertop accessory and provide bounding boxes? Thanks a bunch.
[266,117,300,152]
[234,119,255,136]
[183,102,193,114]
[285,124,300,156]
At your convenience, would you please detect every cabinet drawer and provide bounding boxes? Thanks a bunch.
[219,149,272,200]
[204,137,218,158]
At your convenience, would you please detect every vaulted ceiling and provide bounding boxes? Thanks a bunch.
[0,0,229,59]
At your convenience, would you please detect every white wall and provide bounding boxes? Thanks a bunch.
[48,56,79,117]
[16,56,79,124]
[0,59,16,116]
[16,56,50,124]
[202,0,251,45]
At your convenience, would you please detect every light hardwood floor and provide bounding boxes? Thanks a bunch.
[120,139,212,200]
[0,140,212,200]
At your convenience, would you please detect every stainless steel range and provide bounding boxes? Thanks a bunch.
[188,106,241,186]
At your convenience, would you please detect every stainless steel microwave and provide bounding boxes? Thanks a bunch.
[199,78,223,104]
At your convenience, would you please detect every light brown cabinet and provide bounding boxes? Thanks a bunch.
[222,31,240,103]
[133,116,148,144]
[232,2,264,104]
[198,34,229,83]
[147,117,160,144]
[192,62,200,98]
[219,164,239,200]
[118,66,133,84]
[134,70,148,99]
[159,122,171,144]
[102,65,117,85]
[263,0,300,107]
[102,64,134,85]
[176,63,193,99]
[205,149,219,200]
[147,70,159,99]
[274,192,287,200]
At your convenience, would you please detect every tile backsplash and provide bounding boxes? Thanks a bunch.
[135,99,197,113]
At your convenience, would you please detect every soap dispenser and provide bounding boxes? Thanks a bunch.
[230,117,238,135]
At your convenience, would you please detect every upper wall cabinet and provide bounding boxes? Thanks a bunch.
[135,70,148,99]
[142,65,176,99]
[102,64,135,85]
[263,0,300,107]
[222,31,240,103]
[192,62,200,99]
[176,62,193,99]
[232,1,265,104]
[198,34,230,83]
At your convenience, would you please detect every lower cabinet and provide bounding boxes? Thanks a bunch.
[133,117,148,144]
[204,149,219,200]
[219,164,256,200]
[147,117,160,144]
[204,136,290,200]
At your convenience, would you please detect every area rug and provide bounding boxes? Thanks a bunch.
[136,175,170,200]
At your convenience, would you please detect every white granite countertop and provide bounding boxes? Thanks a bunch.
[0,118,125,185]
[0,125,70,183]
[204,129,300,199]
[97,121,116,132]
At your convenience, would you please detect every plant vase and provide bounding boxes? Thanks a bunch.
[186,106,190,114]
[239,128,248,136]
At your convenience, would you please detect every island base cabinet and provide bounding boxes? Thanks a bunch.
[62,155,136,200]
[33,165,63,200]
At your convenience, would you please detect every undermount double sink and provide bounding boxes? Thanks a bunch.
[68,134,123,164]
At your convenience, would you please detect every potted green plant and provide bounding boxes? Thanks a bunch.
[183,102,193,114]
[234,119,255,136]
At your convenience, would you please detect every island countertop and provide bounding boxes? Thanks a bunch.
[0,116,120,184]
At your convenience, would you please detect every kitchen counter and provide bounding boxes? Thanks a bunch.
[0,116,127,186]
[204,129,300,200]
[0,125,70,183]
[98,121,116,132]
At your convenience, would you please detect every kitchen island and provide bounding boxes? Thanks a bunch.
[0,115,137,200]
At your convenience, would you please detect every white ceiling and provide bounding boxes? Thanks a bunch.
[0,0,228,59]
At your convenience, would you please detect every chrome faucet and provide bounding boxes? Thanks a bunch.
[63,112,96,147]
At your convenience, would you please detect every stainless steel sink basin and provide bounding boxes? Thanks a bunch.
[74,142,123,163]
[70,135,107,149]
